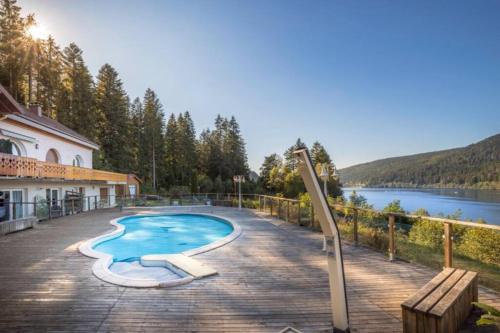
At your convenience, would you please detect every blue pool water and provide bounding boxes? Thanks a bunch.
[93,214,233,261]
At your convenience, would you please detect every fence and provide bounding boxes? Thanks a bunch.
[0,194,118,222]
[252,194,500,291]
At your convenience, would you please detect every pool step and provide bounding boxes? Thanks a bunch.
[141,254,217,279]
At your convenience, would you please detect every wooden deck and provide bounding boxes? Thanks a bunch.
[0,207,498,333]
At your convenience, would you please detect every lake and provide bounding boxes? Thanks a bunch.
[341,187,500,225]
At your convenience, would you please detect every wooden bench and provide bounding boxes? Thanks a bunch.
[401,268,478,333]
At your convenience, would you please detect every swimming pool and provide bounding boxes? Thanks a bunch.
[79,212,241,287]
[93,214,234,261]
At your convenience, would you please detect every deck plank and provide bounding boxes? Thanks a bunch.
[0,207,498,333]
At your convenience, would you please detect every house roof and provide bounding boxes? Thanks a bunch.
[0,84,98,149]
[17,108,98,147]
[0,85,24,115]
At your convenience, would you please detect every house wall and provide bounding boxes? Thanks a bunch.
[0,181,117,221]
[0,119,93,168]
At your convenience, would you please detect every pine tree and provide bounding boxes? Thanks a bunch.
[94,64,132,172]
[0,0,26,100]
[36,36,62,118]
[176,111,197,190]
[141,88,165,191]
[129,97,144,176]
[164,113,178,188]
[57,43,95,137]
[284,138,306,171]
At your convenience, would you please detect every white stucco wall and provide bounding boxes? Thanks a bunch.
[0,119,93,168]
[0,181,117,220]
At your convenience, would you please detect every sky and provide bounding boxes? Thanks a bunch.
[20,0,500,171]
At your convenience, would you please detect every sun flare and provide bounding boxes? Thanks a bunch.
[27,23,49,40]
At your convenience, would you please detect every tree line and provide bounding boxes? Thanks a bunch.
[259,138,342,198]
[339,133,500,189]
[0,0,249,193]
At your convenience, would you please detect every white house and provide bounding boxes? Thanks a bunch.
[0,84,140,229]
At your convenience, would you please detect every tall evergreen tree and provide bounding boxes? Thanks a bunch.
[176,111,197,190]
[94,64,132,172]
[35,36,62,118]
[141,88,165,191]
[0,0,26,100]
[57,43,95,137]
[164,113,178,188]
[129,97,144,176]
[284,138,306,171]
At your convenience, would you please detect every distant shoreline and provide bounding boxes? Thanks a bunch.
[341,183,500,190]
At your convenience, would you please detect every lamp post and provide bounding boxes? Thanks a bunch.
[233,175,245,210]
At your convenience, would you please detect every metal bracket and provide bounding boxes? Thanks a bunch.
[324,235,335,257]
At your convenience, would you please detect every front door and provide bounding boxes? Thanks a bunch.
[100,188,109,205]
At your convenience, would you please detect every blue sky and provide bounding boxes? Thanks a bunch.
[20,0,500,171]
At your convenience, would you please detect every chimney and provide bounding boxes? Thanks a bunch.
[29,104,43,117]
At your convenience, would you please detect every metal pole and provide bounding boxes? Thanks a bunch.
[238,179,242,210]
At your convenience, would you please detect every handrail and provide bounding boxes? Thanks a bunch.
[258,194,500,231]
[0,152,128,182]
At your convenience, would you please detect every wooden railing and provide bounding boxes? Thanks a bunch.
[253,194,500,272]
[0,152,128,182]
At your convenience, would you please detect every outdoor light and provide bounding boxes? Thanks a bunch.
[233,175,245,210]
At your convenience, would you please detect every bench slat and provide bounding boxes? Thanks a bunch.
[402,268,455,310]
[414,269,466,314]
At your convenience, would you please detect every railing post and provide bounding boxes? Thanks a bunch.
[388,214,396,261]
[95,196,97,210]
[444,222,453,268]
[270,198,273,216]
[353,208,359,246]
[310,203,315,228]
[263,197,266,212]
[87,196,90,212]
[48,201,52,219]
[33,197,37,218]
[278,199,281,219]
[297,202,301,225]
[71,199,75,215]
[258,196,262,211]
[286,200,290,222]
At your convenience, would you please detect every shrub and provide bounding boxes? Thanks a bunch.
[408,218,443,249]
[458,227,500,266]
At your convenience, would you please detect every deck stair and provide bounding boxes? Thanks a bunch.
[141,254,217,279]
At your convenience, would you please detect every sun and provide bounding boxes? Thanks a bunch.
[27,23,49,40]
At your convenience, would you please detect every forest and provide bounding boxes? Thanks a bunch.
[0,0,249,194]
[259,139,342,198]
[339,134,500,189]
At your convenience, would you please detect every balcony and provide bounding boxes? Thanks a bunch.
[0,152,128,183]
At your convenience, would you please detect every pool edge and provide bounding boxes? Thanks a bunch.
[78,212,242,288]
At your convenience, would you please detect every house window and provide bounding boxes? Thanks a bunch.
[0,189,24,222]
[45,149,60,163]
[46,188,59,207]
[72,155,84,167]
[0,139,22,156]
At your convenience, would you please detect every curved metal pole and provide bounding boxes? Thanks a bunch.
[293,148,350,332]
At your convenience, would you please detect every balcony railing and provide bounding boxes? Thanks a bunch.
[0,152,128,182]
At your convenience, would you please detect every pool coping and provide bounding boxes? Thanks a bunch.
[78,212,242,288]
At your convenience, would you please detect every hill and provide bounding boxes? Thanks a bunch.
[338,134,500,189]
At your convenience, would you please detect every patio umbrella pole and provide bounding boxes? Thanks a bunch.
[293,148,350,333]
